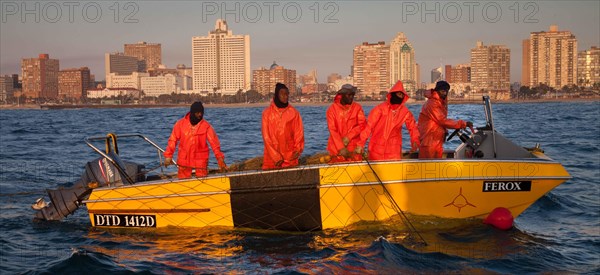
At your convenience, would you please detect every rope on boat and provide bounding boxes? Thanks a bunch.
[363,155,428,246]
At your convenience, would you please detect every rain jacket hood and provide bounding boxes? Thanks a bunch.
[261,102,304,169]
[273,83,289,108]
[386,81,410,106]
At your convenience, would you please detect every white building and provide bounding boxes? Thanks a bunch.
[140,74,183,97]
[192,19,251,95]
[390,32,417,92]
[106,72,148,90]
[87,88,141,99]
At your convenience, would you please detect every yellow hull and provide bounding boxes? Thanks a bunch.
[85,159,570,230]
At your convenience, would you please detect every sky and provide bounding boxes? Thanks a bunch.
[1,1,599,83]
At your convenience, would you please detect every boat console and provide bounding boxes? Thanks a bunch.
[452,96,534,160]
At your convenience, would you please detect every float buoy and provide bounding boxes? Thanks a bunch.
[484,207,514,230]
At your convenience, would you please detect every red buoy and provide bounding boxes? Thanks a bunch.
[484,207,514,230]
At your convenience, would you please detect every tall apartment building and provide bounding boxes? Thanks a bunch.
[22,54,59,99]
[124,41,162,71]
[192,19,250,94]
[105,53,139,87]
[252,62,297,95]
[389,32,417,92]
[470,41,510,92]
[353,41,390,96]
[523,25,578,89]
[445,64,471,83]
[0,75,14,100]
[577,46,600,87]
[522,39,531,86]
[58,67,90,100]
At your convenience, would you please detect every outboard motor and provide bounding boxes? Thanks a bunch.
[33,151,145,221]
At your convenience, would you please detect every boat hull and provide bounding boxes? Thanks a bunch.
[85,159,570,230]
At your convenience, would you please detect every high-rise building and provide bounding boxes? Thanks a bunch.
[431,67,442,83]
[522,39,530,86]
[353,41,390,96]
[105,53,139,87]
[252,62,297,95]
[389,32,417,92]
[445,64,471,83]
[22,54,59,99]
[523,25,578,89]
[58,67,90,100]
[11,74,21,89]
[415,63,421,90]
[577,46,600,87]
[470,41,510,92]
[192,19,250,94]
[0,75,14,100]
[124,41,162,71]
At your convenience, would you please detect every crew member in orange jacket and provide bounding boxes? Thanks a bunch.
[361,81,420,161]
[164,101,226,178]
[261,83,304,170]
[418,81,472,159]
[326,84,367,161]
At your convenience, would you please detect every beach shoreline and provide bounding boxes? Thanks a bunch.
[0,97,598,110]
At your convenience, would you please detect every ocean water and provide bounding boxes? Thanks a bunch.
[0,101,598,273]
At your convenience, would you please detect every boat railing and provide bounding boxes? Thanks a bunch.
[84,133,175,183]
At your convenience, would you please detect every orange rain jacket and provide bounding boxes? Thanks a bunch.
[417,90,467,159]
[164,113,225,176]
[326,94,367,157]
[261,101,305,170]
[362,81,420,161]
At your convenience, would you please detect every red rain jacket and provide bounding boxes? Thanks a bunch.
[164,113,225,169]
[362,81,420,161]
[417,90,466,159]
[326,94,367,156]
[261,102,304,170]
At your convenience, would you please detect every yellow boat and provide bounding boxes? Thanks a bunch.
[32,97,570,231]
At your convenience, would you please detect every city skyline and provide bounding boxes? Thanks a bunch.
[1,1,599,83]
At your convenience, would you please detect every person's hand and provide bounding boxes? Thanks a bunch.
[342,137,350,146]
[291,151,300,160]
[164,157,173,167]
[410,142,419,153]
[275,159,284,167]
[217,157,227,172]
[354,145,363,154]
[339,148,351,158]
[465,121,475,133]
